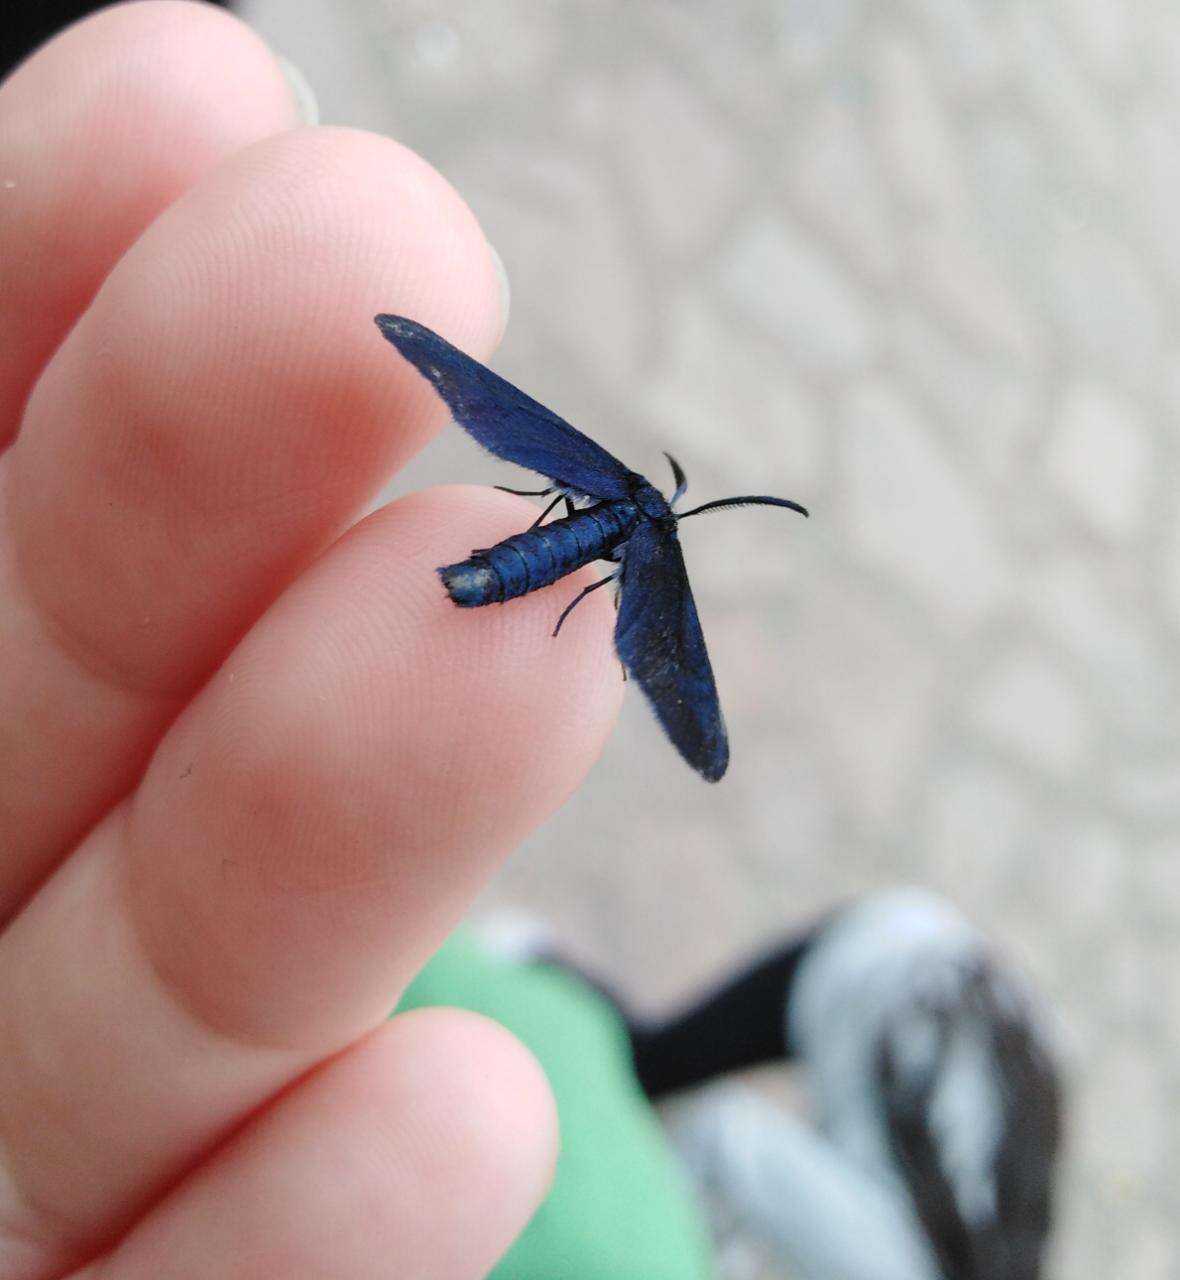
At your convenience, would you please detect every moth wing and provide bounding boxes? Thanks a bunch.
[615,523,729,781]
[376,315,636,499]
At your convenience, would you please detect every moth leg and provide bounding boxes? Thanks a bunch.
[612,562,626,680]
[530,493,566,529]
[552,572,618,638]
[606,551,625,609]
[564,497,579,518]
[496,485,554,497]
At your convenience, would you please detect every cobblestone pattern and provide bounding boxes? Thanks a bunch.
[245,2,1180,1273]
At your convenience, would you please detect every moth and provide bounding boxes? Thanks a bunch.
[375,314,808,781]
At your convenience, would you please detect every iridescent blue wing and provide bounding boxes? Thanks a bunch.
[375,315,638,499]
[615,523,729,781]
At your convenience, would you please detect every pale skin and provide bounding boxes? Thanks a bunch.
[0,3,623,1276]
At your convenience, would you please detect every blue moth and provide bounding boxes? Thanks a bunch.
[375,315,808,782]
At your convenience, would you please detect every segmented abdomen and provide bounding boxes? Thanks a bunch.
[439,501,641,606]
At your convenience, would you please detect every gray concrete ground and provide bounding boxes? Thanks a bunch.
[244,2,1180,1273]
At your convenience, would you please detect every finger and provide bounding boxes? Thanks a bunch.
[0,0,302,445]
[0,488,619,1271]
[73,1012,556,1280]
[0,124,505,919]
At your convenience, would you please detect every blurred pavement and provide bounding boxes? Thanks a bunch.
[242,2,1180,1274]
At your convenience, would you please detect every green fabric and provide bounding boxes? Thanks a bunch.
[396,931,713,1279]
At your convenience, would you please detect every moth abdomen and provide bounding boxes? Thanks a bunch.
[438,501,642,608]
[437,560,497,607]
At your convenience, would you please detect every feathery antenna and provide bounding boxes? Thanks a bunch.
[678,495,809,520]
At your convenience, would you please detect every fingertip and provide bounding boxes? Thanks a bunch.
[0,0,304,445]
[73,1007,560,1280]
[273,54,319,126]
[125,484,622,1046]
[487,242,512,339]
[1,1,302,139]
[80,122,507,441]
[381,1007,559,1211]
[9,125,508,699]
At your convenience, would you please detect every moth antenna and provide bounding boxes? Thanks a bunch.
[678,495,809,520]
[496,485,554,497]
[664,452,688,507]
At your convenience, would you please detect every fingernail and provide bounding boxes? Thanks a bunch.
[488,241,511,335]
[276,55,319,125]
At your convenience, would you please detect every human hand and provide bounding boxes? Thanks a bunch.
[0,3,620,1275]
